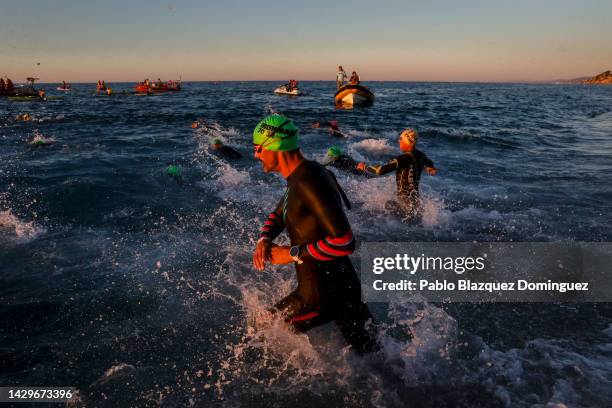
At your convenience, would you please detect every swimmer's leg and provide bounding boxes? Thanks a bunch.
[273,292,331,332]
[385,195,421,222]
[335,301,379,353]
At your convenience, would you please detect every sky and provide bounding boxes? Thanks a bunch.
[1,0,611,82]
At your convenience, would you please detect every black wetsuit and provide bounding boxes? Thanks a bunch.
[259,160,377,353]
[214,145,242,160]
[365,150,434,217]
[326,154,365,176]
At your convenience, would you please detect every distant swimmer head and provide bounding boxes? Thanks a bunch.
[322,145,343,165]
[211,138,222,149]
[166,165,182,177]
[253,114,299,153]
[399,128,418,149]
[16,113,32,121]
[327,145,343,158]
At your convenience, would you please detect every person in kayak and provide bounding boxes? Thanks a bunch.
[37,89,46,101]
[5,78,14,94]
[336,66,347,89]
[357,128,437,219]
[321,146,365,176]
[211,138,242,159]
[252,114,378,353]
[349,71,360,85]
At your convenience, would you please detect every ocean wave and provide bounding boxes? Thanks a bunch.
[0,210,44,243]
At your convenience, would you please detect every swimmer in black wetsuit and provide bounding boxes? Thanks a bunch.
[211,139,242,159]
[357,128,437,219]
[252,114,378,353]
[321,145,367,176]
[311,120,345,138]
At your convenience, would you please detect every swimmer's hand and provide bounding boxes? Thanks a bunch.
[425,166,437,176]
[356,162,367,172]
[253,238,272,271]
[270,245,293,265]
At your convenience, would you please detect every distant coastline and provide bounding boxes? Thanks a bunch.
[548,70,612,85]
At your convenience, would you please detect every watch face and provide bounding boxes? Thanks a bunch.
[290,246,299,257]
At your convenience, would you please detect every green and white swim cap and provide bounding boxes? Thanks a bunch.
[327,145,343,158]
[253,114,299,152]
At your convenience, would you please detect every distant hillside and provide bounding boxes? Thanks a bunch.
[582,70,612,84]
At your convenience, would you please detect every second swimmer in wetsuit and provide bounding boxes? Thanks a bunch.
[321,145,366,176]
[252,114,378,353]
[311,120,345,138]
[357,128,437,219]
[211,138,242,160]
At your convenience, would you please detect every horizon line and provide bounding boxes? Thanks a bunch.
[10,79,588,85]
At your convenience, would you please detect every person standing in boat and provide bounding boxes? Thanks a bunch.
[349,71,360,85]
[336,66,347,89]
[5,78,14,94]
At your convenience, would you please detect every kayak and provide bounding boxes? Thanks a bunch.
[274,85,302,96]
[8,96,63,102]
[334,84,374,106]
[56,87,71,91]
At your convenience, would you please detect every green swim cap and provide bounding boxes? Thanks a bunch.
[253,114,299,152]
[167,165,182,177]
[211,138,222,145]
[327,145,343,158]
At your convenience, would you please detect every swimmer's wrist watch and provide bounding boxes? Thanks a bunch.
[290,245,303,264]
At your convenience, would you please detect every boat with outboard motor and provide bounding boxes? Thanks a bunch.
[3,77,40,97]
[334,84,374,106]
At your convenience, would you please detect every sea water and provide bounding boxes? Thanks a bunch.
[1,82,611,407]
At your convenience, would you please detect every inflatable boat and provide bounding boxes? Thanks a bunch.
[334,84,374,106]
[135,80,181,94]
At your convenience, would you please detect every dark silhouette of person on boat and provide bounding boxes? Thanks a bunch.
[336,66,348,89]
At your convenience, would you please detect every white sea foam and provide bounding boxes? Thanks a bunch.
[216,163,250,189]
[348,138,396,161]
[0,210,44,243]
[27,130,54,146]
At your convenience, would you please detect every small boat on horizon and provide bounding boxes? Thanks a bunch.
[274,80,303,96]
[135,78,181,93]
[57,81,71,91]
